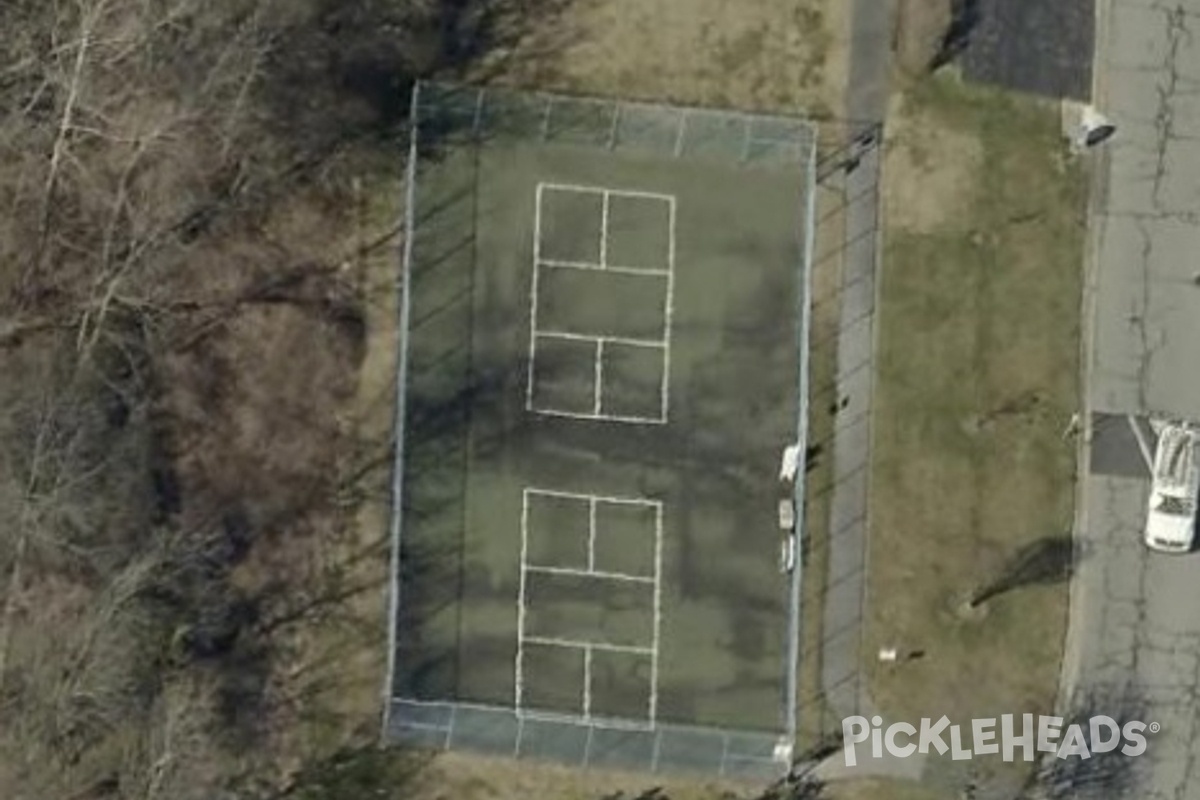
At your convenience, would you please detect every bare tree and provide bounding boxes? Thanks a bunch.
[1018,685,1149,799]
[0,1,575,797]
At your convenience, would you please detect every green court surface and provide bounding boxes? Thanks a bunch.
[388,84,815,777]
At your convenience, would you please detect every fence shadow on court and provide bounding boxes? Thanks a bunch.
[794,120,884,749]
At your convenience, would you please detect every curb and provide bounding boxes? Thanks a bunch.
[1055,0,1111,718]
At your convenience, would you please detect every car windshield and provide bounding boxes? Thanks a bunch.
[1156,494,1194,516]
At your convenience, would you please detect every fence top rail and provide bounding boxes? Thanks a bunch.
[411,81,820,164]
[386,697,791,779]
[415,79,820,129]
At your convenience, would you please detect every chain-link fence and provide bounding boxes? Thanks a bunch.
[385,81,820,781]
[415,81,816,168]
[388,698,789,780]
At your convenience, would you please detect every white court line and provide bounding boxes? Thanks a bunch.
[659,197,677,422]
[610,187,677,201]
[540,182,674,203]
[583,645,593,718]
[600,190,610,268]
[540,259,669,277]
[533,406,667,425]
[518,489,662,729]
[537,330,664,349]
[593,339,603,416]
[526,487,661,508]
[588,496,598,571]
[539,257,602,270]
[538,182,603,201]
[649,504,664,722]
[525,564,654,584]
[515,490,532,710]
[525,185,544,412]
[523,635,654,656]
[528,183,675,423]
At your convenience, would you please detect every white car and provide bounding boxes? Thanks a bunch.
[1145,422,1200,553]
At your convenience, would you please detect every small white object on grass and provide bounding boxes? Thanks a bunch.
[778,498,795,530]
[779,444,800,482]
[780,534,796,573]
[878,647,898,662]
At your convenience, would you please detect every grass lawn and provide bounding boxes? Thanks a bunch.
[866,69,1084,783]
[827,778,958,800]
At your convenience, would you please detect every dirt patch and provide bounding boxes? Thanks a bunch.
[893,0,952,76]
[883,90,983,235]
[488,0,845,115]
[826,777,957,800]
[406,752,751,800]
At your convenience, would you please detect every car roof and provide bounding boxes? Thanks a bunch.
[1153,424,1200,493]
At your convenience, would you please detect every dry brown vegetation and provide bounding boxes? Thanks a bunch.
[0,0,554,797]
[481,0,848,115]
[892,0,954,75]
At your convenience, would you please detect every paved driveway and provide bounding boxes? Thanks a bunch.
[1070,0,1200,796]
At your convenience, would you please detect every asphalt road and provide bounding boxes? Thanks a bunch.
[1068,0,1200,796]
[961,0,1094,100]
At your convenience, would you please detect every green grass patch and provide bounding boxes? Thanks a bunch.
[867,71,1085,781]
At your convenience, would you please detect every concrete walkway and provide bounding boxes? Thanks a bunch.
[818,0,888,727]
[814,0,926,784]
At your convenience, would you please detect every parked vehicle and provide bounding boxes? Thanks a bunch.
[1145,422,1200,553]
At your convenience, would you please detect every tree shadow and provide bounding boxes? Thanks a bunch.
[969,534,1077,608]
[1021,683,1151,798]
[928,0,983,72]
[255,744,432,800]
[259,0,579,156]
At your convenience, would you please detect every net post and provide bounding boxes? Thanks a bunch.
[472,86,485,135]
[740,114,753,162]
[445,703,458,749]
[540,94,553,141]
[607,100,621,149]
[673,109,687,157]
